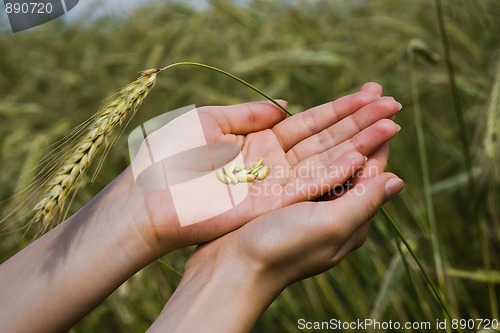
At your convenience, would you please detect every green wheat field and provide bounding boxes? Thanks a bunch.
[0,0,499,332]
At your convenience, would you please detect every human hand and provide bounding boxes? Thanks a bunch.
[149,145,404,333]
[132,83,401,253]
[184,78,402,286]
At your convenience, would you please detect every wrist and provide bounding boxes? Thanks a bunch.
[149,238,285,333]
[0,167,169,333]
[109,166,179,258]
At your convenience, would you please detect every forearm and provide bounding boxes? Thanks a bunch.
[147,245,284,333]
[0,167,161,333]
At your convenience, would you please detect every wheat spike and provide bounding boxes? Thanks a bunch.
[32,68,160,232]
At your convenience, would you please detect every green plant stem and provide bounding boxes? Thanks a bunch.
[408,43,448,311]
[481,213,499,319]
[392,227,424,321]
[434,0,473,191]
[159,62,293,116]
[381,207,460,332]
[157,258,183,278]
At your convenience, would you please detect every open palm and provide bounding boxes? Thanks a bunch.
[142,84,401,248]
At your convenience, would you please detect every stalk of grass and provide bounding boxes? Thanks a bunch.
[434,0,474,190]
[392,228,424,321]
[483,54,500,182]
[445,267,500,284]
[407,40,449,313]
[156,258,183,278]
[160,62,292,116]
[434,2,499,321]
[480,216,499,319]
[479,56,500,315]
[380,208,459,332]
[369,249,405,320]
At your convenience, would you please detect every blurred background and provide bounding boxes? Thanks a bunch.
[0,0,499,331]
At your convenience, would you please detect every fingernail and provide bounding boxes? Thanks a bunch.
[385,177,404,199]
[364,156,368,162]
[396,102,403,111]
[395,124,401,132]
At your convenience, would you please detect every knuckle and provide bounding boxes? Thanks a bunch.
[365,196,381,220]
[302,111,318,135]
[354,91,377,104]
[317,129,331,152]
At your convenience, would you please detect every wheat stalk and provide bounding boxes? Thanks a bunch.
[31,68,160,232]
[483,54,500,182]
[29,62,291,235]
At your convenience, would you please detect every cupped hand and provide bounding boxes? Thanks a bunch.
[183,124,404,290]
[138,83,401,252]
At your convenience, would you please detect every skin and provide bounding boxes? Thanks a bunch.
[148,82,404,333]
[143,86,401,252]
[0,82,403,333]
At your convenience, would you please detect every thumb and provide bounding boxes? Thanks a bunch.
[318,173,404,237]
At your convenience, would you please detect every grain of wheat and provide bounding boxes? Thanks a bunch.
[32,68,160,231]
[216,158,269,184]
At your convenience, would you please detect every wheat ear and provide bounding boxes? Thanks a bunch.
[32,68,160,231]
[30,62,290,235]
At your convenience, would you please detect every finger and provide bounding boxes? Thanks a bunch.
[315,173,404,238]
[317,142,391,202]
[360,82,383,96]
[272,91,380,152]
[357,142,391,180]
[288,118,399,167]
[321,119,399,162]
[282,151,366,203]
[286,97,401,165]
[329,222,372,263]
[201,100,288,135]
[349,222,371,251]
